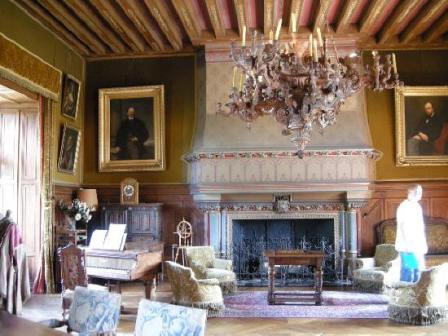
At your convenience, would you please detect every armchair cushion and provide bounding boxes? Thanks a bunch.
[354,257,375,270]
[206,269,236,283]
[135,299,207,336]
[213,258,232,271]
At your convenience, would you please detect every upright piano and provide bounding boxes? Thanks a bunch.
[84,203,164,299]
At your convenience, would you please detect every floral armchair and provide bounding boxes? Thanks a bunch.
[352,244,401,293]
[184,246,237,295]
[67,286,121,335]
[388,263,448,325]
[135,299,207,336]
[165,261,224,317]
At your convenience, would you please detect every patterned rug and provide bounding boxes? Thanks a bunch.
[222,290,389,318]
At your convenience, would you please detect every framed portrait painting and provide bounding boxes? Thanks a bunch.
[58,124,81,174]
[395,86,448,166]
[61,74,80,119]
[98,85,165,172]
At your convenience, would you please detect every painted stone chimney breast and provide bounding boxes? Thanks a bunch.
[186,48,381,195]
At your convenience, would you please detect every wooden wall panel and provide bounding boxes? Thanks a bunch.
[430,198,448,218]
[84,184,203,258]
[360,181,448,256]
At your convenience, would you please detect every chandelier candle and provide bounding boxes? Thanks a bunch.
[217,28,403,157]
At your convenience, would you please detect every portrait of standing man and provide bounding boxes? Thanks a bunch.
[111,106,150,160]
[109,97,155,161]
[98,85,165,172]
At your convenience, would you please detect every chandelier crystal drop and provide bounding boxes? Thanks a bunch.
[217,24,403,158]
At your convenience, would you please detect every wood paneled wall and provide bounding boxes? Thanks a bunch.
[83,184,203,257]
[360,181,448,256]
[56,181,448,260]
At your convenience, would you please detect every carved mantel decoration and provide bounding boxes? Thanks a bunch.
[273,195,291,213]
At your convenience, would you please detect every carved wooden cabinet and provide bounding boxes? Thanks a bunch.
[98,203,163,242]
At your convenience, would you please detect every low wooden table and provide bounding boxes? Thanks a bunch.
[264,250,325,305]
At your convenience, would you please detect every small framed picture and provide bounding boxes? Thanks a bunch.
[58,124,81,174]
[395,86,448,166]
[61,74,80,119]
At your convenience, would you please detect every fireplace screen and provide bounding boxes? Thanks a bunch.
[232,219,343,286]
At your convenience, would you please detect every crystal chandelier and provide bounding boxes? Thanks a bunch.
[217,22,402,158]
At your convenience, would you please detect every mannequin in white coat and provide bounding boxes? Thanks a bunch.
[395,184,427,282]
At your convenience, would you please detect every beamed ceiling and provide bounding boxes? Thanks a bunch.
[14,0,448,59]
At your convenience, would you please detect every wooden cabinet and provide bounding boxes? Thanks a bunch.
[98,203,163,242]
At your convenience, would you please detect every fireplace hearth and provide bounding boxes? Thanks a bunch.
[232,219,343,286]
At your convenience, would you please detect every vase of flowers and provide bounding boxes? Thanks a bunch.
[58,198,93,230]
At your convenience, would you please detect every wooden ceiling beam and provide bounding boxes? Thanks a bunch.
[89,0,147,53]
[14,0,91,56]
[63,0,127,54]
[37,0,107,55]
[233,0,247,38]
[359,0,390,35]
[171,0,202,44]
[264,0,274,37]
[378,0,423,43]
[423,11,448,43]
[400,0,448,43]
[289,0,304,33]
[143,0,183,50]
[313,0,332,32]
[336,0,362,33]
[116,0,165,51]
[204,0,226,38]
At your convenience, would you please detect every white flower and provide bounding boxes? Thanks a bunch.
[74,213,81,221]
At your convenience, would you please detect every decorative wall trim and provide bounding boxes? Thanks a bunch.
[196,200,345,212]
[0,33,62,100]
[186,149,381,190]
[184,149,382,162]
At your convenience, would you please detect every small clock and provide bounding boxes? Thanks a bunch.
[120,178,139,204]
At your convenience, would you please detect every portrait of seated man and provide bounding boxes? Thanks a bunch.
[110,99,155,161]
[406,102,445,156]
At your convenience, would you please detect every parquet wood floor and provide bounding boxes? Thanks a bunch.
[21,282,448,335]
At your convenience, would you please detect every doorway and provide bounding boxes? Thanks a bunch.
[0,84,41,278]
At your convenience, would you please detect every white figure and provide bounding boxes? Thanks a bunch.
[395,184,427,282]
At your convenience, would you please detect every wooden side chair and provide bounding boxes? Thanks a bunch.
[58,243,107,320]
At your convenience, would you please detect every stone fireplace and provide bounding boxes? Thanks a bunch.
[184,45,380,283]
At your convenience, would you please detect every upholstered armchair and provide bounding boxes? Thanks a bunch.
[184,246,237,295]
[388,263,448,325]
[352,244,401,293]
[165,261,224,317]
[135,299,207,336]
[67,286,121,335]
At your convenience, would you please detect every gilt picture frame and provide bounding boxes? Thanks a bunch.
[395,86,448,166]
[61,74,80,120]
[98,85,165,172]
[58,124,81,174]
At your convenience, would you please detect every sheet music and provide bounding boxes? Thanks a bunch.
[119,233,127,251]
[103,224,127,250]
[89,230,107,249]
